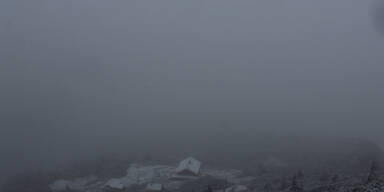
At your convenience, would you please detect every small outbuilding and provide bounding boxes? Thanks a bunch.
[174,157,201,178]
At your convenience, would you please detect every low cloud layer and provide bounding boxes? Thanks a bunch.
[1,0,384,182]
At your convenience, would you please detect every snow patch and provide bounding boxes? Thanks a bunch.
[105,178,124,190]
[146,183,163,191]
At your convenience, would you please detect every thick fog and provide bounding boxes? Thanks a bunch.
[1,0,384,184]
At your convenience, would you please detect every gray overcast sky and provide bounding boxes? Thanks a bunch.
[0,0,384,179]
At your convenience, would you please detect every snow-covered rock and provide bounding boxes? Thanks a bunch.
[146,183,163,191]
[49,179,71,192]
[109,164,175,187]
[130,164,171,183]
[105,178,125,190]
[69,176,98,191]
[225,185,248,192]
[202,168,243,181]
[49,176,98,192]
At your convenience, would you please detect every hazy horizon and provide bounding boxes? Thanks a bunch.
[1,0,384,185]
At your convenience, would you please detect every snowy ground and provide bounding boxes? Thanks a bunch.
[48,160,384,192]
[49,161,255,192]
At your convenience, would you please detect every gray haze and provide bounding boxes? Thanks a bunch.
[1,0,384,182]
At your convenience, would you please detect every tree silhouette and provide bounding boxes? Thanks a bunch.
[319,169,330,182]
[279,176,289,190]
[331,174,339,183]
[290,175,303,192]
[263,183,272,192]
[205,186,213,192]
[297,170,304,180]
[367,161,380,183]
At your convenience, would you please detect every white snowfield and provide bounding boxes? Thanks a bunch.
[105,178,124,189]
[201,169,242,180]
[49,157,254,192]
[49,176,99,192]
[50,179,70,192]
[105,164,175,189]
[225,185,248,192]
[146,183,163,191]
[123,164,174,185]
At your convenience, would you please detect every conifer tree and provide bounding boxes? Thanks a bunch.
[367,161,380,183]
[290,175,303,192]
